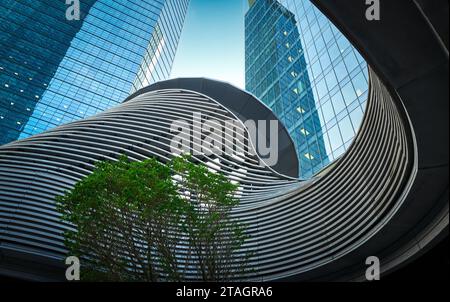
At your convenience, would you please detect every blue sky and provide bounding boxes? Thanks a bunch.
[171,0,248,89]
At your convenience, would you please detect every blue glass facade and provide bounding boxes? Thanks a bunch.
[245,0,368,179]
[0,0,189,145]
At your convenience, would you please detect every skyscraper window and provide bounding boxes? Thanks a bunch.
[0,0,190,145]
[245,0,368,179]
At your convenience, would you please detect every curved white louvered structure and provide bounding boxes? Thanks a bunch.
[0,69,414,281]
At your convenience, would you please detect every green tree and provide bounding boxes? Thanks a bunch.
[57,155,250,282]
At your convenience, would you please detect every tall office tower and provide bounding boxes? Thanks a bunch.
[245,0,368,179]
[0,0,189,145]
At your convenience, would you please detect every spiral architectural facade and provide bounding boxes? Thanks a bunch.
[0,69,416,281]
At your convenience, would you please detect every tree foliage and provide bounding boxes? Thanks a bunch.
[57,155,250,282]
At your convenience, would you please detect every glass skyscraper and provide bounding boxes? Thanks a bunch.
[0,0,189,145]
[245,0,368,179]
